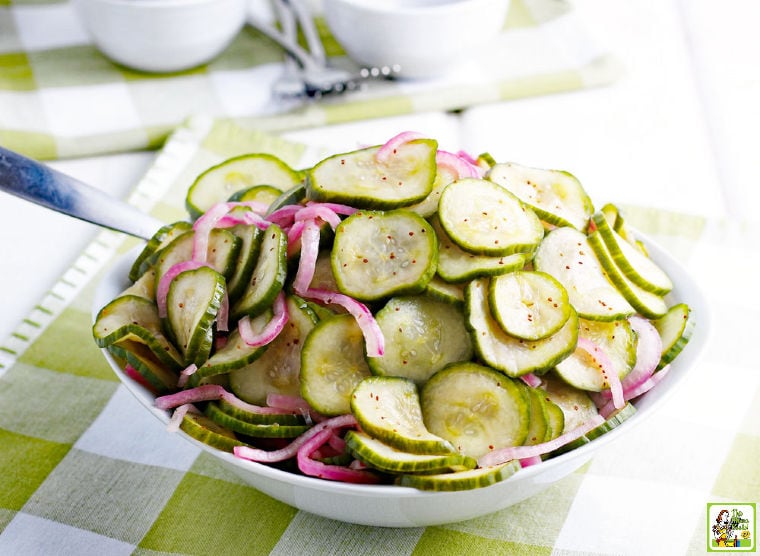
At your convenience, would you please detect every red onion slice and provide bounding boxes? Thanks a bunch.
[520,373,543,388]
[436,149,482,179]
[155,383,294,415]
[375,131,425,163]
[478,414,605,467]
[238,291,289,347]
[576,337,624,410]
[293,219,321,295]
[296,428,381,483]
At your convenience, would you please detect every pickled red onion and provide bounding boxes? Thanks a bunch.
[436,149,483,179]
[577,337,624,410]
[155,383,294,415]
[296,428,380,483]
[375,131,425,163]
[293,219,321,294]
[238,291,288,347]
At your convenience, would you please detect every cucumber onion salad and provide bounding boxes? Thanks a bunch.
[93,132,695,492]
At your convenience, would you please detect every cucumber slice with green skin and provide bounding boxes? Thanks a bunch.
[166,266,226,367]
[299,314,373,416]
[229,296,318,404]
[420,362,530,459]
[368,295,473,385]
[120,268,156,301]
[396,460,521,492]
[129,221,192,282]
[552,402,637,455]
[331,209,438,302]
[107,340,178,394]
[533,226,635,321]
[180,412,248,453]
[345,430,477,474]
[542,395,565,441]
[587,231,668,319]
[488,270,571,341]
[216,398,304,426]
[554,317,636,392]
[487,162,594,231]
[424,275,465,306]
[541,373,598,432]
[591,211,673,295]
[230,224,288,320]
[266,183,307,215]
[226,223,263,303]
[306,139,437,209]
[653,302,694,369]
[405,164,458,218]
[351,376,456,455]
[438,178,544,257]
[93,294,183,369]
[430,215,527,283]
[466,278,579,377]
[186,153,301,219]
[228,184,283,208]
[188,312,273,385]
[205,403,310,438]
[521,383,550,445]
[155,229,241,293]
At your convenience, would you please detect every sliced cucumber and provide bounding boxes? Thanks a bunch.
[225,223,263,303]
[552,402,637,455]
[230,224,288,320]
[331,209,437,301]
[424,275,466,306]
[93,294,183,369]
[430,215,526,283]
[299,314,373,416]
[522,384,550,445]
[155,229,241,293]
[533,226,635,321]
[228,296,318,404]
[488,270,571,341]
[108,340,178,394]
[541,373,598,432]
[166,266,226,367]
[543,394,565,441]
[129,221,192,281]
[397,460,521,491]
[466,278,578,377]
[216,398,304,425]
[438,178,544,256]
[306,139,437,209]
[420,362,530,459]
[368,295,473,385]
[228,184,283,208]
[652,302,694,369]
[119,268,156,301]
[345,430,476,474]
[405,164,458,218]
[205,403,309,438]
[188,313,273,385]
[588,231,668,319]
[554,317,636,392]
[591,211,672,295]
[179,412,247,453]
[186,153,301,219]
[487,162,593,231]
[351,376,456,455]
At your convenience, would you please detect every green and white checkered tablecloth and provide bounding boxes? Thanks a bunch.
[0,115,757,555]
[0,0,618,160]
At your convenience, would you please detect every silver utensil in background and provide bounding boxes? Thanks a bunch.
[0,146,165,240]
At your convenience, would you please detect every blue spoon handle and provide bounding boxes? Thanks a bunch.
[0,147,165,240]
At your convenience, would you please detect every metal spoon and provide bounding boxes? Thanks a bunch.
[0,146,165,240]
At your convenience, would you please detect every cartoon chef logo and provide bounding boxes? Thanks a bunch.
[708,503,756,552]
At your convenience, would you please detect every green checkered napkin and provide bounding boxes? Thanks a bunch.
[0,0,618,160]
[0,115,757,555]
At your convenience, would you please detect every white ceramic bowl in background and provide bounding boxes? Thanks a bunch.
[74,0,248,73]
[322,0,511,79]
[93,234,709,527]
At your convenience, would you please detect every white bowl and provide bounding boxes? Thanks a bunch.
[322,0,511,79]
[93,233,709,527]
[74,0,247,73]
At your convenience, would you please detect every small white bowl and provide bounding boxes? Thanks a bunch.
[322,0,511,79]
[93,233,709,527]
[74,0,247,73]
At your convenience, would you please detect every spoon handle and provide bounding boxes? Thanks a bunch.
[0,147,165,240]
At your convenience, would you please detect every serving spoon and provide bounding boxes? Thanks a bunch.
[0,146,165,240]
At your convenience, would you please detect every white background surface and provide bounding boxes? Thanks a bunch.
[1,0,758,343]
